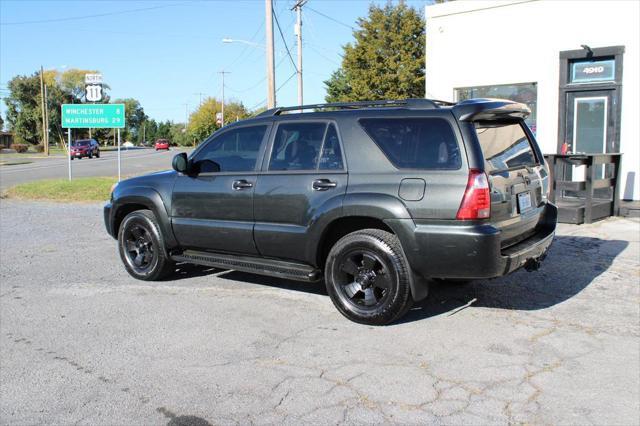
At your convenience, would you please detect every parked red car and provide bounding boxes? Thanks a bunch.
[155,139,170,151]
[70,139,100,160]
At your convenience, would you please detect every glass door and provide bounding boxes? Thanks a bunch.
[564,90,614,198]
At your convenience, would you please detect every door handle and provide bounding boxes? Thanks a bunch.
[232,180,253,190]
[312,179,337,191]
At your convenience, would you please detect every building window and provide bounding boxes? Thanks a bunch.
[455,82,537,135]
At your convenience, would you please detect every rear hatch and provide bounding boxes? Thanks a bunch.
[474,120,548,248]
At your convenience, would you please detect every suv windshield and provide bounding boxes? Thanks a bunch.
[475,122,537,172]
[74,140,90,147]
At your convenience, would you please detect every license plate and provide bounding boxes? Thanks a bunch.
[517,191,532,213]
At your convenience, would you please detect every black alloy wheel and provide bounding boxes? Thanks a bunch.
[335,250,392,309]
[123,224,155,271]
[325,229,414,325]
[118,210,174,280]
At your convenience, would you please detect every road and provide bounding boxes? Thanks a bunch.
[0,200,638,425]
[0,148,190,191]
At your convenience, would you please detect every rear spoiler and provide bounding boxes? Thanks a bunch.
[452,98,530,122]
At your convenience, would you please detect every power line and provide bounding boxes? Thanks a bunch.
[1,2,190,26]
[305,5,355,31]
[226,53,288,94]
[272,9,298,73]
[248,71,297,111]
[226,21,265,70]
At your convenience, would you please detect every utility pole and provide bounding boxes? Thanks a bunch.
[43,84,50,155]
[39,66,47,154]
[183,103,189,127]
[193,92,205,107]
[218,70,230,126]
[265,0,276,108]
[293,0,306,107]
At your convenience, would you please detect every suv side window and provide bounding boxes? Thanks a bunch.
[192,125,267,172]
[269,122,326,171]
[359,118,461,170]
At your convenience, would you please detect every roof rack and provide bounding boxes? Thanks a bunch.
[256,98,456,117]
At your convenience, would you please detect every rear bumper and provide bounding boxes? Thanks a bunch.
[387,203,557,280]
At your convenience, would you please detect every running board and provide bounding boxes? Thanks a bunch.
[171,250,322,282]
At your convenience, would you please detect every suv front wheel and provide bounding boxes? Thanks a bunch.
[325,229,413,325]
[118,210,174,281]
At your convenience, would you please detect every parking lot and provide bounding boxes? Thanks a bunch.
[0,199,638,425]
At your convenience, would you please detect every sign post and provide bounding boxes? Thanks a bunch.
[117,128,121,181]
[61,104,126,181]
[67,129,72,180]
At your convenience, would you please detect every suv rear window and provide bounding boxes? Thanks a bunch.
[359,118,461,170]
[475,122,537,172]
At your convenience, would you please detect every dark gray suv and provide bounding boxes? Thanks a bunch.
[104,98,556,325]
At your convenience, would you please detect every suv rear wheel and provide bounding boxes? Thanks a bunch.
[325,229,413,325]
[118,209,174,281]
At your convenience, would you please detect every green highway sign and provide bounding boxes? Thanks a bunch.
[61,104,125,128]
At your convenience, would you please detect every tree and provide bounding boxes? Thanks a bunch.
[5,72,44,144]
[170,122,190,146]
[0,113,4,131]
[324,70,352,103]
[156,120,172,140]
[113,98,147,142]
[4,68,116,146]
[324,2,425,102]
[59,68,110,103]
[187,97,250,143]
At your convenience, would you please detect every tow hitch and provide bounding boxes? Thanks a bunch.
[524,253,547,272]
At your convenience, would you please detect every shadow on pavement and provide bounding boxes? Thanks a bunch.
[399,235,628,323]
[163,235,628,324]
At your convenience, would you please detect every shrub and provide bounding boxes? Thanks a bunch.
[34,144,45,153]
[10,144,28,153]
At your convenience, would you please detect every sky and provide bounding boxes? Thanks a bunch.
[0,0,429,124]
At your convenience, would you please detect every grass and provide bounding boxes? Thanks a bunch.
[5,176,118,202]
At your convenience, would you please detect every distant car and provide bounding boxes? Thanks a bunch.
[122,141,135,148]
[70,139,100,160]
[155,139,170,151]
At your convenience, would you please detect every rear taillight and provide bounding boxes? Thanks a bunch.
[456,169,491,220]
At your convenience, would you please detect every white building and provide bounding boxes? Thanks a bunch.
[425,0,639,201]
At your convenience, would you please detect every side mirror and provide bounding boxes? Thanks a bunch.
[172,152,189,174]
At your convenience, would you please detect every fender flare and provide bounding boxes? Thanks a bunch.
[309,193,429,302]
[111,186,178,248]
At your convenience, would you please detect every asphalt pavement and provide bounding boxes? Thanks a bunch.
[0,148,190,191]
[0,200,638,425]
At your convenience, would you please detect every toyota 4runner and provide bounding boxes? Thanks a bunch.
[104,98,557,325]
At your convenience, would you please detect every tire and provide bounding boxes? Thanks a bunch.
[117,209,174,281]
[325,229,413,325]
[96,150,100,158]
[88,151,93,159]
[70,157,74,161]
